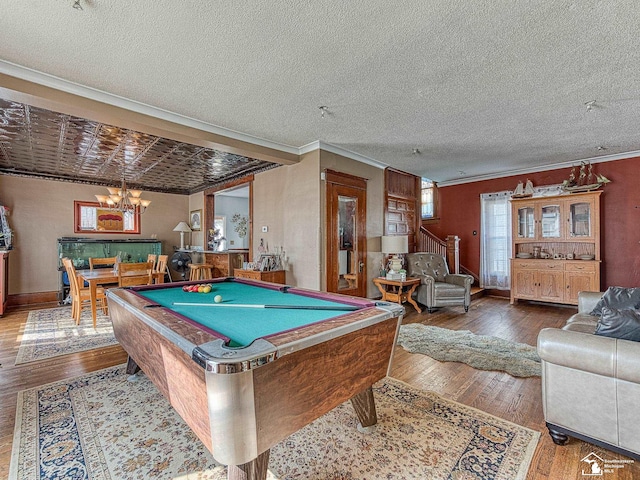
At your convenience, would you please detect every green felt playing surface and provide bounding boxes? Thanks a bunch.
[138,282,355,347]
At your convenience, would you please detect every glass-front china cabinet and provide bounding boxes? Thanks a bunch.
[510,191,601,306]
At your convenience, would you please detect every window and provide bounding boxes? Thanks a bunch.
[479,191,512,289]
[421,178,436,219]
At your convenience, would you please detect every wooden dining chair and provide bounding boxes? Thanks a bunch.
[155,254,169,283]
[89,256,118,270]
[147,254,158,272]
[62,257,108,324]
[118,261,154,287]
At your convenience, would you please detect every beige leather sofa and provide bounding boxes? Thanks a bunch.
[405,253,473,313]
[538,291,640,459]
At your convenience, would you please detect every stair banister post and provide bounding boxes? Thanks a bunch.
[446,235,460,274]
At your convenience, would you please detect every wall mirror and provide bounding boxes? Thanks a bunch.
[74,201,140,234]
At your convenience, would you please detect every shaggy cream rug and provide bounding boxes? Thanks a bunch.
[397,324,541,377]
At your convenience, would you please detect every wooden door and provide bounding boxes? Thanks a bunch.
[326,170,367,297]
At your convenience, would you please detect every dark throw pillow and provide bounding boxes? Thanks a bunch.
[594,307,640,342]
[591,286,640,316]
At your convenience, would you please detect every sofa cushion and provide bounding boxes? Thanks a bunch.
[590,286,640,316]
[432,282,466,298]
[594,307,640,342]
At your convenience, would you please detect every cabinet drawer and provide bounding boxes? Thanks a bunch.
[512,260,563,270]
[512,260,539,269]
[538,261,564,270]
[565,261,597,272]
[234,269,260,280]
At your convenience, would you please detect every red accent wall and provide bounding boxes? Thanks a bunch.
[428,156,640,289]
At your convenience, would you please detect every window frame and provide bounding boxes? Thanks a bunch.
[420,178,439,223]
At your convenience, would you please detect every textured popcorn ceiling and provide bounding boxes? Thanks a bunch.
[1,1,640,187]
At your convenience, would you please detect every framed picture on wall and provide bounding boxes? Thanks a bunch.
[190,209,202,231]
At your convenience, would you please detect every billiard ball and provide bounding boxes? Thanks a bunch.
[214,295,223,303]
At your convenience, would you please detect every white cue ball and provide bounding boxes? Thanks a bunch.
[214,295,223,303]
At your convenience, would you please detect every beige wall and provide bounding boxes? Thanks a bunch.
[319,151,385,298]
[0,175,188,295]
[252,149,385,296]
[253,150,322,289]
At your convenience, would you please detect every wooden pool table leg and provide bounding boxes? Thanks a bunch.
[350,386,377,429]
[227,450,270,480]
[126,355,141,375]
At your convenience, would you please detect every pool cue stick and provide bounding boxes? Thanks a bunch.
[172,302,360,311]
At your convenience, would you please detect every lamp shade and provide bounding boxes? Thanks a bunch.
[381,235,408,254]
[173,221,192,233]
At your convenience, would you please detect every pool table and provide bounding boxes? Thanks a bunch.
[106,277,404,480]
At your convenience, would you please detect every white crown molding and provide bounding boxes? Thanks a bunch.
[300,140,387,169]
[436,150,640,187]
[3,61,637,180]
[0,60,300,156]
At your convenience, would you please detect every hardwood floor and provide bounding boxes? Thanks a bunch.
[0,297,638,479]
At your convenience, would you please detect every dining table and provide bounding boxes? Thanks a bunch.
[78,268,165,326]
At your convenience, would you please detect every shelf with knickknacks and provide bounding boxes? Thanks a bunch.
[250,238,287,272]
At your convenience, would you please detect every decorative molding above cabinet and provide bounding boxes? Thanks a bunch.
[510,191,601,306]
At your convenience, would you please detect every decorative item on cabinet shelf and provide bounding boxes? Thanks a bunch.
[512,179,534,198]
[561,161,610,193]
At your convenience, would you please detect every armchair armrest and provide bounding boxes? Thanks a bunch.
[414,274,435,287]
[444,273,473,287]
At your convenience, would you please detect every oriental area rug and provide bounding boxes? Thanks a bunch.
[14,307,117,365]
[10,365,540,480]
[397,324,542,377]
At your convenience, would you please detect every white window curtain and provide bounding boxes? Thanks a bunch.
[480,191,512,289]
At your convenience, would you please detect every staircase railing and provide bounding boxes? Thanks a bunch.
[417,226,460,274]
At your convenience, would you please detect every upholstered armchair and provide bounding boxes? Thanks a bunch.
[405,252,473,313]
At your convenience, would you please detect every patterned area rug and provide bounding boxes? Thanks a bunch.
[397,324,541,377]
[10,365,539,479]
[14,307,117,365]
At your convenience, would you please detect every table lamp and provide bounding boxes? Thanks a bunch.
[381,235,409,273]
[173,221,192,250]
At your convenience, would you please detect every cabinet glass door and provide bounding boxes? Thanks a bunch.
[517,207,535,238]
[540,204,561,238]
[569,202,591,237]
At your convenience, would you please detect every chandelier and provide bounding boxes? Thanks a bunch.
[95,176,151,214]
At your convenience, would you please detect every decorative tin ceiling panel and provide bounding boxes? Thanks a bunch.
[0,99,280,195]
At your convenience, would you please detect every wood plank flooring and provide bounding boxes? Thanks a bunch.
[1,297,638,479]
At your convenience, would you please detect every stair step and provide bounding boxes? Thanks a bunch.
[470,287,485,301]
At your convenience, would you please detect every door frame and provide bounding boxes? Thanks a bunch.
[325,169,367,297]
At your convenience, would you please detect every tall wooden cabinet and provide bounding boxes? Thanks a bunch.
[510,191,601,306]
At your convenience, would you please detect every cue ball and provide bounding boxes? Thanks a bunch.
[214,295,223,303]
